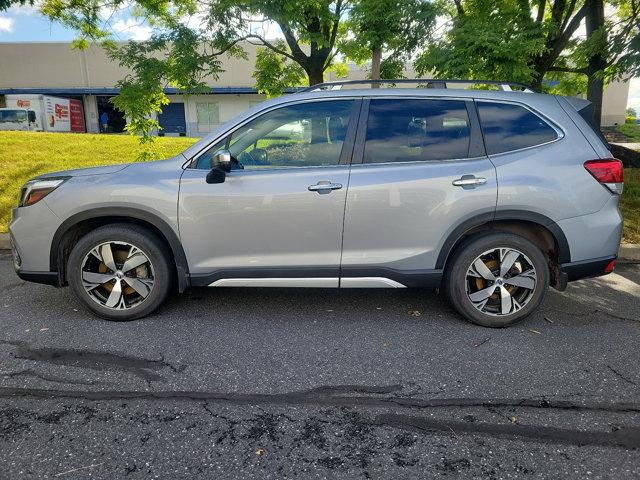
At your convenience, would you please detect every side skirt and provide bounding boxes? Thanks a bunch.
[190,267,443,289]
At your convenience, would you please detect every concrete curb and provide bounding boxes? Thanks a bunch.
[0,233,9,251]
[619,244,640,263]
[1,232,639,263]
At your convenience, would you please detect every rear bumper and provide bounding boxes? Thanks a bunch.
[559,255,616,289]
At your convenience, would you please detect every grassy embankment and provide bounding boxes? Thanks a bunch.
[0,131,197,233]
[0,131,638,243]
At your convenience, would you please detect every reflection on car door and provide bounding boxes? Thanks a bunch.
[340,97,497,287]
[179,99,360,287]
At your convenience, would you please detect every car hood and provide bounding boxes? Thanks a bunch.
[34,163,131,179]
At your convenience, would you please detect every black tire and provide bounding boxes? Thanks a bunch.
[67,224,173,321]
[445,232,549,328]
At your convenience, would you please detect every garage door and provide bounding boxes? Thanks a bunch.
[158,103,186,135]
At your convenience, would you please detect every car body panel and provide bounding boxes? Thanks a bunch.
[341,159,497,272]
[178,165,350,276]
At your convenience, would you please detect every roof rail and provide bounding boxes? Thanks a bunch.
[299,79,537,93]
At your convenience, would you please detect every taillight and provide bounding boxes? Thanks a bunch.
[584,158,624,194]
[604,260,615,273]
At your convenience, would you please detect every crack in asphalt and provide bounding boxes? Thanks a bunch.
[1,385,639,414]
[607,365,639,387]
[1,369,107,386]
[0,340,186,383]
[375,413,640,449]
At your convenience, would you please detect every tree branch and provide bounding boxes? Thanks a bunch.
[244,34,298,62]
[536,0,546,23]
[548,66,588,74]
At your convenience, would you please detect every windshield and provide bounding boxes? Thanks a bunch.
[0,110,28,123]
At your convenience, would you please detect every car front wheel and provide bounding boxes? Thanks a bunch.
[445,233,549,327]
[67,224,173,321]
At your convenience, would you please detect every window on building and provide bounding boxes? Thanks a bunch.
[196,102,220,132]
[476,101,559,155]
[363,99,471,163]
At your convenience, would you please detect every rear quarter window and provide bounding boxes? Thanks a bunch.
[476,101,559,155]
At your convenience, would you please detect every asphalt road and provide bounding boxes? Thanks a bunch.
[1,252,639,479]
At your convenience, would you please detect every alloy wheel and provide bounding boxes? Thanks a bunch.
[465,247,537,316]
[81,241,155,310]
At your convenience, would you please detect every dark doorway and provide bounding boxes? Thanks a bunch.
[157,102,187,136]
[97,96,126,133]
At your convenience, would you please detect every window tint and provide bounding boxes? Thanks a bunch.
[194,138,227,170]
[363,99,471,163]
[477,102,558,155]
[198,100,353,170]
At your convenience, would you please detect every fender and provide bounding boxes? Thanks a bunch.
[435,210,571,269]
[50,207,190,292]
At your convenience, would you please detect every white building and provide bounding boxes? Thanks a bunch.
[0,41,631,135]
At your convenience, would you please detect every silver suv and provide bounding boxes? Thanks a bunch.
[10,80,624,327]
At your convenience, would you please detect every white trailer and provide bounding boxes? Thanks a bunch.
[3,94,86,132]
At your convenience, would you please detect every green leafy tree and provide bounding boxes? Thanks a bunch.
[415,0,640,125]
[340,0,437,80]
[41,0,348,139]
[0,0,32,10]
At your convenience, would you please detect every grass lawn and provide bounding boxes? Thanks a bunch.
[616,123,640,142]
[621,168,640,243]
[0,131,197,233]
[0,131,639,244]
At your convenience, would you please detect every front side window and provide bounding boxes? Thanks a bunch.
[195,100,353,170]
[477,101,559,155]
[363,99,471,163]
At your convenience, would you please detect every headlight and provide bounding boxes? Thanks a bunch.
[19,177,68,207]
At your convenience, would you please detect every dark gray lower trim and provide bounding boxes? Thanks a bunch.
[190,266,340,287]
[340,266,443,288]
[16,270,60,287]
[561,256,616,282]
[191,266,443,289]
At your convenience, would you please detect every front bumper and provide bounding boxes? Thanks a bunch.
[15,270,60,286]
[10,200,62,285]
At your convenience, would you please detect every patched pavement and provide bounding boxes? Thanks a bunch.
[1,253,639,479]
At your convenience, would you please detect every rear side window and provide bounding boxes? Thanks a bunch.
[476,102,559,155]
[363,99,471,163]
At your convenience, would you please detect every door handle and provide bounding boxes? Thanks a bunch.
[308,181,343,193]
[452,175,487,188]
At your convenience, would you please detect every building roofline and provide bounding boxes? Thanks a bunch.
[0,87,289,95]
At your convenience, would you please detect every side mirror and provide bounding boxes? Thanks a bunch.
[212,149,232,173]
[205,149,233,184]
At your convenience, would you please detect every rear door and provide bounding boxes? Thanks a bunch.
[340,97,497,286]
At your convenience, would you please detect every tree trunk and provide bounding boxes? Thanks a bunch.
[585,0,606,127]
[306,66,324,86]
[371,47,382,86]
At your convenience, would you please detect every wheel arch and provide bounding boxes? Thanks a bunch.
[50,207,190,292]
[436,211,570,290]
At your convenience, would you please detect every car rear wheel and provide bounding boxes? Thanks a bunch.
[445,233,549,327]
[67,224,173,321]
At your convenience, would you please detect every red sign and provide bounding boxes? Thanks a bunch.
[16,99,31,108]
[69,99,86,132]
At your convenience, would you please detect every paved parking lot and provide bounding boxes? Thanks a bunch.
[1,252,639,479]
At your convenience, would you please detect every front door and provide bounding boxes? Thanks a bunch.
[179,99,359,287]
[340,97,497,287]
